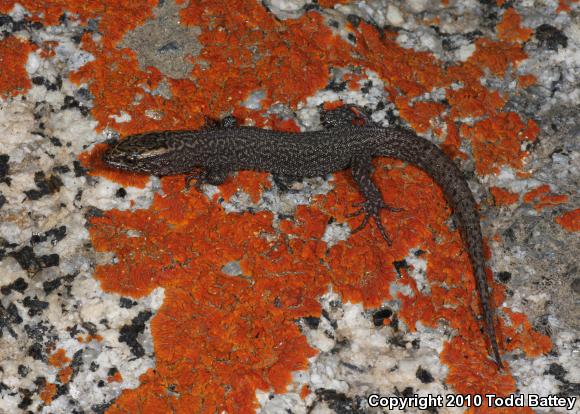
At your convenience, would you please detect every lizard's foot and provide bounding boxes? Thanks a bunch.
[184,168,229,192]
[347,200,402,245]
[184,170,205,192]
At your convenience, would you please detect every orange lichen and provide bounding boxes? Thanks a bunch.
[92,174,327,412]
[318,0,352,7]
[183,8,336,106]
[490,186,519,206]
[461,112,537,175]
[533,194,569,210]
[48,348,71,368]
[77,334,103,343]
[58,366,73,384]
[470,38,528,76]
[555,208,580,232]
[556,0,578,13]
[0,1,157,42]
[218,171,271,204]
[106,370,177,414]
[497,9,533,43]
[440,121,467,160]
[442,336,515,397]
[501,308,552,357]
[447,83,505,119]
[40,382,57,405]
[0,37,33,97]
[523,185,550,203]
[397,99,446,133]
[300,384,310,399]
[518,74,537,88]
[523,184,569,211]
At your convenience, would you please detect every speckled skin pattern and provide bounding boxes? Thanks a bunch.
[103,121,503,368]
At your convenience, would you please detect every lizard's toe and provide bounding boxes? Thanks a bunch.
[347,199,401,245]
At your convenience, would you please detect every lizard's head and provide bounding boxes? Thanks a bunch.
[103,132,189,175]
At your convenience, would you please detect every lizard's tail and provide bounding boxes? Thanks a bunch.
[380,127,503,368]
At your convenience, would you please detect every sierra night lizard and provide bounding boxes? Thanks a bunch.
[102,108,503,368]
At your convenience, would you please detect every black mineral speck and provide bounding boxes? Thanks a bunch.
[10,18,26,33]
[158,40,180,52]
[0,14,12,27]
[82,321,98,336]
[119,297,137,308]
[24,323,48,342]
[61,95,89,116]
[0,302,23,338]
[326,79,347,92]
[546,363,567,382]
[25,171,63,200]
[119,310,152,358]
[360,81,372,94]
[23,296,49,316]
[28,343,44,360]
[11,246,41,274]
[497,271,512,283]
[32,227,63,244]
[51,75,63,91]
[372,308,392,326]
[535,24,567,51]
[43,278,62,294]
[0,154,9,184]
[402,386,414,398]
[32,76,45,86]
[315,389,361,413]
[73,160,87,177]
[1,277,29,295]
[40,254,60,268]
[115,187,127,198]
[70,349,84,378]
[347,14,361,27]
[302,316,320,329]
[0,193,5,209]
[571,278,580,295]
[18,364,29,377]
[416,366,435,383]
[92,401,113,414]
[47,225,67,243]
[53,165,70,175]
[389,315,399,330]
[393,259,408,276]
[17,393,33,410]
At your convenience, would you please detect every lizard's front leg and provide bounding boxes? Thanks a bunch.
[185,168,230,191]
[348,155,402,245]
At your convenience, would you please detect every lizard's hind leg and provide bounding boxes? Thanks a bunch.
[348,156,402,245]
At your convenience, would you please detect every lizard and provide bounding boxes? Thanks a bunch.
[102,107,503,369]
